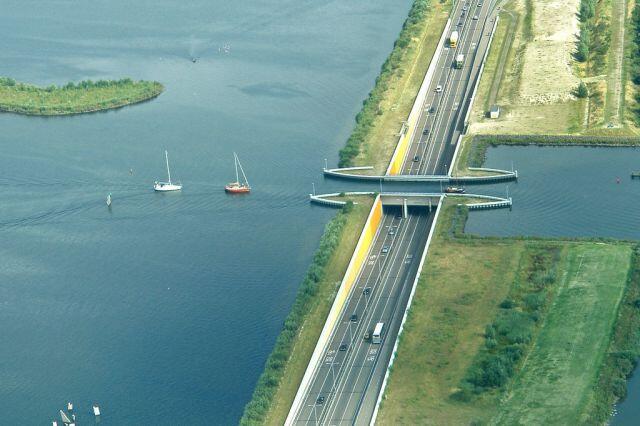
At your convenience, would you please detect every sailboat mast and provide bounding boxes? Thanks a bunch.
[165,150,172,184]
[234,152,240,183]
[237,155,250,187]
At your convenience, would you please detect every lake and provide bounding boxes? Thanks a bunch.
[0,0,413,423]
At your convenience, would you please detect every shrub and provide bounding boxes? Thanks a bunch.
[576,82,588,98]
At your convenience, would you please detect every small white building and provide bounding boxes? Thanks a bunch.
[489,105,500,119]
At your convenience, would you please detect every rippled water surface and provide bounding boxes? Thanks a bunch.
[0,0,413,423]
[466,145,640,239]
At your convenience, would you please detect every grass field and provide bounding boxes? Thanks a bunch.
[351,0,451,173]
[492,244,631,425]
[259,200,373,425]
[0,77,163,116]
[377,203,634,424]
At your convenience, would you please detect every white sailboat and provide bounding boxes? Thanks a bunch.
[154,150,182,192]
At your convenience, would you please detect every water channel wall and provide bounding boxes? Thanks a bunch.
[285,195,383,425]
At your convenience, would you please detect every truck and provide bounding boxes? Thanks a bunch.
[455,54,464,69]
[449,31,459,48]
[372,322,384,344]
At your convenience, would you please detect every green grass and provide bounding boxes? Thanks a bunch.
[377,202,635,424]
[0,77,163,115]
[493,243,632,425]
[240,200,373,425]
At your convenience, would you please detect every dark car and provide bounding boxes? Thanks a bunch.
[364,331,371,340]
[317,396,325,405]
[350,313,358,323]
[423,128,429,135]
[413,155,420,162]
[339,344,348,352]
[457,21,463,26]
[429,106,436,113]
[363,287,372,296]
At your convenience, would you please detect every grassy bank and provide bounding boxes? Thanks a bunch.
[338,0,451,172]
[455,134,640,171]
[0,77,163,115]
[239,199,373,425]
[377,202,637,424]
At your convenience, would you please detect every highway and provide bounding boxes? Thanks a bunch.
[290,1,499,424]
[402,0,497,176]
[292,207,434,425]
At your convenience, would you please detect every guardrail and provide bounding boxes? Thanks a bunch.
[323,167,517,183]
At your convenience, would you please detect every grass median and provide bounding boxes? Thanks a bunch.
[377,201,637,424]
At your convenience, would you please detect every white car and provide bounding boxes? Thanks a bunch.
[435,85,443,93]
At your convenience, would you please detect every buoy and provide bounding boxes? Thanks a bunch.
[616,177,621,184]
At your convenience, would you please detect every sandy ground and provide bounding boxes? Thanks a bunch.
[519,0,581,104]
[469,0,584,134]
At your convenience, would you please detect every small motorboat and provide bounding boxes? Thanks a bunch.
[67,402,73,411]
[93,404,101,416]
[154,150,182,192]
[106,193,112,207]
[225,152,251,194]
[445,186,465,194]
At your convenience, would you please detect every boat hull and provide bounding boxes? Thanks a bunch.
[154,182,182,192]
[225,182,250,193]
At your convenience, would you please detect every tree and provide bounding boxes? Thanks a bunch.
[576,82,588,98]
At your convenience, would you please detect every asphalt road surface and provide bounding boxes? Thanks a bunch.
[292,207,434,425]
[402,0,498,176]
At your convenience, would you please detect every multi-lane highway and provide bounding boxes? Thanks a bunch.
[290,1,499,424]
[292,207,434,425]
[402,0,497,176]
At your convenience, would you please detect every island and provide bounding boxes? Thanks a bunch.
[0,77,164,116]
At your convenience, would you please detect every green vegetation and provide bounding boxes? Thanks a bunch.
[240,199,374,425]
[577,81,589,98]
[454,246,561,400]
[583,247,640,422]
[377,202,638,424]
[0,77,163,115]
[629,4,640,124]
[338,0,450,170]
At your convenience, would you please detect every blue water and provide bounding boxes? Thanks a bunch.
[0,0,414,423]
[466,146,640,240]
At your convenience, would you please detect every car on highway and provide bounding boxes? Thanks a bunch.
[478,2,483,6]
[339,343,348,351]
[413,155,420,162]
[423,128,429,135]
[473,15,478,20]
[389,228,395,235]
[317,396,325,405]
[381,246,390,254]
[457,21,463,26]
[350,313,358,323]
[364,331,371,340]
[429,106,436,113]
[363,287,372,295]
[462,5,468,11]
[435,85,443,93]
